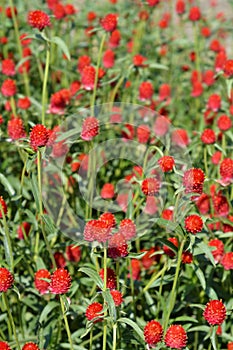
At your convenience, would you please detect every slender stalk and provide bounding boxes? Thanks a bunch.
[112,323,117,350]
[102,245,108,350]
[128,257,137,320]
[10,97,17,117]
[89,328,93,350]
[41,43,51,126]
[0,207,14,272]
[60,295,74,350]
[143,263,167,294]
[2,293,21,350]
[204,147,209,178]
[194,22,201,79]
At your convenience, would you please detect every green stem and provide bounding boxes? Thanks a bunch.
[41,44,51,126]
[91,33,106,115]
[163,238,186,331]
[2,293,21,350]
[112,323,117,350]
[194,22,201,79]
[143,263,167,293]
[128,257,137,320]
[60,295,74,350]
[0,208,14,272]
[10,97,17,117]
[103,245,108,350]
[89,328,93,350]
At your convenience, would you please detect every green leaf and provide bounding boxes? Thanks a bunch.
[50,36,71,61]
[195,241,216,266]
[39,301,59,323]
[174,316,198,323]
[210,326,218,350]
[78,267,104,289]
[102,289,117,321]
[127,251,147,259]
[0,173,15,196]
[30,173,40,212]
[192,264,206,290]
[118,317,144,343]
[188,325,210,333]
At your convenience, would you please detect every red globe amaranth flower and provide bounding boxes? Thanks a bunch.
[129,259,141,280]
[83,219,112,243]
[203,300,226,325]
[30,124,49,151]
[202,70,215,86]
[207,94,221,112]
[182,251,193,264]
[77,55,91,73]
[85,302,103,322]
[158,156,175,172]
[101,183,115,199]
[211,151,222,165]
[5,6,17,18]
[1,79,17,97]
[201,129,216,144]
[81,116,99,141]
[28,10,51,31]
[17,97,31,110]
[162,208,173,220]
[208,239,224,263]
[220,158,233,183]
[109,29,121,48]
[54,252,66,268]
[185,215,203,234]
[50,268,72,294]
[139,81,154,101]
[144,196,158,215]
[81,65,96,91]
[0,196,8,219]
[0,267,14,292]
[99,268,117,289]
[119,218,136,240]
[133,54,147,67]
[34,269,51,294]
[223,59,233,77]
[0,341,11,350]
[137,125,150,143]
[99,212,116,228]
[189,6,201,21]
[209,39,222,53]
[165,325,187,349]
[215,50,227,72]
[144,320,163,347]
[159,83,171,102]
[110,290,123,306]
[17,222,31,239]
[22,343,40,350]
[163,237,179,258]
[7,117,26,140]
[221,252,233,270]
[108,232,128,259]
[103,49,115,68]
[146,0,160,6]
[141,247,160,268]
[217,115,232,131]
[191,81,203,97]
[201,26,211,38]
[171,129,189,147]
[176,0,185,15]
[196,193,210,214]
[141,178,160,196]
[228,342,233,350]
[213,192,229,216]
[183,168,205,195]
[121,123,134,140]
[100,14,118,32]
[66,245,81,262]
[1,59,16,76]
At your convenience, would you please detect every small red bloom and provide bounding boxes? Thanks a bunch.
[101,183,115,199]
[99,213,116,228]
[108,232,128,259]
[201,26,211,38]
[83,219,112,243]
[141,247,161,268]
[223,59,233,78]
[220,158,233,183]
[227,342,233,350]
[201,129,216,144]
[109,29,121,48]
[77,55,91,73]
[50,268,72,294]
[0,267,14,292]
[1,59,16,76]
[144,320,163,347]
[28,10,51,31]
[213,192,229,216]
[54,252,66,268]
[34,269,51,294]
[202,70,215,86]
[176,0,185,15]
[0,341,11,350]
[163,237,179,258]
[146,0,160,6]
[86,302,103,322]
[133,54,147,67]
[208,239,224,263]
[5,6,17,18]
[217,115,232,131]
[7,117,26,140]
[22,343,39,350]
[100,14,118,32]
[159,83,171,102]
[119,218,136,240]
[153,116,170,136]
[162,208,173,220]
[110,290,123,306]
[203,300,226,325]
[81,65,96,91]
[207,94,221,112]
[137,125,150,143]
[171,129,189,147]
[81,116,99,141]
[99,268,117,289]
[209,39,222,52]
[158,155,175,172]
[165,324,187,349]
[17,97,31,110]
[182,251,193,264]
[141,178,160,196]
[185,215,203,234]
[129,259,141,280]
[183,168,205,195]
[0,196,7,219]
[139,81,154,101]
[66,245,81,262]
[196,193,210,214]
[103,49,115,68]
[1,79,17,97]
[221,252,233,270]
[189,6,201,21]
[17,222,31,239]
[30,124,49,151]
[215,50,227,72]
[191,81,203,97]
[121,123,134,140]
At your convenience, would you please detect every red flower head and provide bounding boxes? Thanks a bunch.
[109,29,121,48]
[171,129,189,147]
[159,83,171,102]
[108,232,128,259]
[121,123,134,140]
[5,6,17,18]
[213,192,229,216]
[203,300,226,325]
[223,59,233,78]
[17,97,31,110]
[215,50,227,72]
[119,218,136,240]
[202,70,215,86]
[99,212,116,228]
[103,49,115,68]
[22,343,40,350]
[83,219,112,243]
[165,324,187,349]
[191,81,203,97]
[110,290,123,306]
[133,54,147,67]
[99,268,117,289]
[1,79,17,97]
[100,14,118,32]
[220,158,233,183]
[0,267,14,292]
[1,59,16,76]
[0,196,7,219]
[207,94,221,112]
[189,6,201,21]
[176,0,185,15]
[66,245,81,262]
[211,151,222,165]
[221,252,233,270]
[144,196,158,215]
[17,222,31,240]
[182,251,193,264]
[201,129,216,144]
[228,342,233,350]
[101,183,115,199]
[7,117,26,140]
[209,39,222,53]
[196,193,210,214]
[201,26,211,38]
[185,215,203,234]
[144,320,163,347]
[0,341,11,350]
[139,81,154,101]
[183,168,205,195]
[162,208,173,220]
[208,239,224,263]
[217,115,232,131]
[34,269,51,294]
[141,178,160,196]
[28,10,51,31]
[158,155,175,172]
[50,268,72,294]
[77,55,91,73]
[163,237,179,258]
[81,65,96,91]
[153,116,170,136]
[30,124,49,151]
[86,302,104,322]
[137,125,150,143]
[146,0,160,6]
[54,252,66,268]
[129,259,141,280]
[81,116,99,141]
[141,247,161,268]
